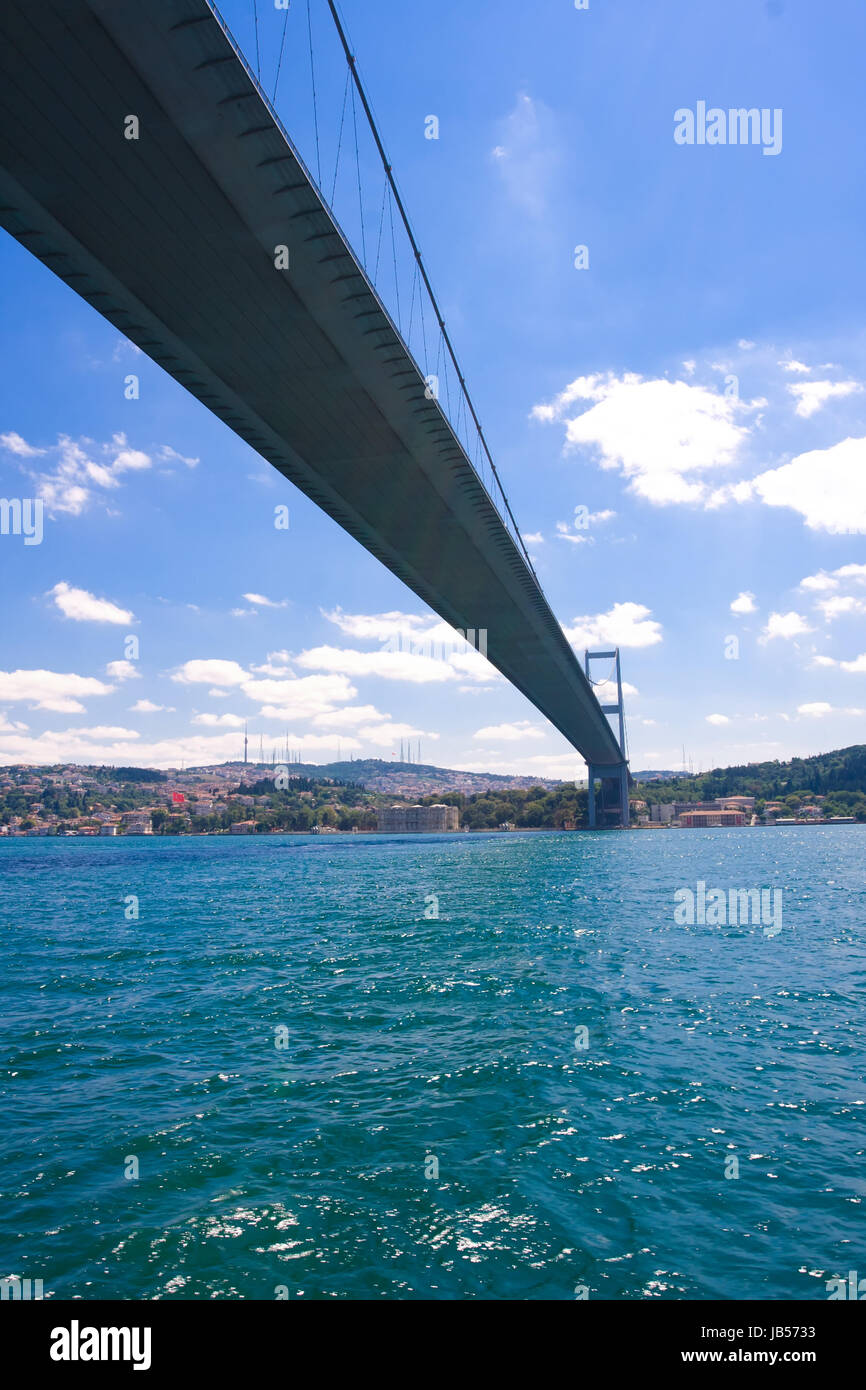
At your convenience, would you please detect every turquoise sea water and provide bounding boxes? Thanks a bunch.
[0,827,864,1301]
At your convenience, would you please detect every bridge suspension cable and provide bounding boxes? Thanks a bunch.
[321,0,540,585]
[271,2,290,101]
[209,0,541,586]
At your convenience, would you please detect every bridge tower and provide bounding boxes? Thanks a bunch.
[584,648,630,829]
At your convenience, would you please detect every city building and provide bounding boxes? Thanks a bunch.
[679,809,746,828]
[377,803,460,833]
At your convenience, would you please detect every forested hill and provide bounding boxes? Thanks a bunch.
[634,745,866,802]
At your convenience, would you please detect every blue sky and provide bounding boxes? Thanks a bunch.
[2,0,866,776]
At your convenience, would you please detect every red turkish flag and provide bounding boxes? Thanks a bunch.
[172,792,185,804]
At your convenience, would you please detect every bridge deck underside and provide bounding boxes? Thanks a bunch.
[0,0,623,768]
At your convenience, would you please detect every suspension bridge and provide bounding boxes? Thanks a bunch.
[0,0,630,824]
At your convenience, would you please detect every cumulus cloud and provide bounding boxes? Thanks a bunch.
[357,721,438,748]
[0,431,156,517]
[788,380,862,418]
[730,591,757,615]
[50,582,134,625]
[531,373,751,505]
[706,713,730,726]
[593,678,639,702]
[759,611,813,642]
[311,705,389,730]
[473,720,546,742]
[817,595,866,621]
[743,437,866,534]
[0,713,29,732]
[245,674,357,717]
[295,645,455,684]
[172,659,248,687]
[106,660,139,681]
[0,431,46,458]
[800,563,866,594]
[564,601,662,649]
[0,669,113,713]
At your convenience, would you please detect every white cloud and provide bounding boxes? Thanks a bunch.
[453,751,588,779]
[311,705,389,730]
[0,725,365,768]
[0,713,28,732]
[799,564,866,601]
[797,702,833,717]
[67,725,140,740]
[523,532,544,544]
[473,720,546,742]
[129,699,167,713]
[192,712,246,728]
[788,380,862,418]
[593,678,639,702]
[317,611,499,685]
[564,601,662,649]
[745,437,866,534]
[50,582,134,625]
[158,445,199,469]
[778,359,811,373]
[800,571,839,593]
[324,608,441,643]
[532,373,750,505]
[357,721,439,748]
[706,713,730,725]
[760,611,813,642]
[244,673,356,717]
[0,669,113,712]
[172,659,248,687]
[817,595,866,621]
[556,509,615,543]
[106,660,139,681]
[0,431,46,457]
[243,593,289,609]
[730,591,757,614]
[840,653,866,673]
[490,92,559,219]
[4,432,157,517]
[296,645,455,684]
[250,650,294,677]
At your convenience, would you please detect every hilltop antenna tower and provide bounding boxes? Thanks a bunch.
[584,648,630,829]
[243,722,248,766]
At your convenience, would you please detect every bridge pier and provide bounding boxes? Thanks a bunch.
[586,762,630,829]
[584,647,630,829]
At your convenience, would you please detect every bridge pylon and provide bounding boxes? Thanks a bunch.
[584,648,630,829]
